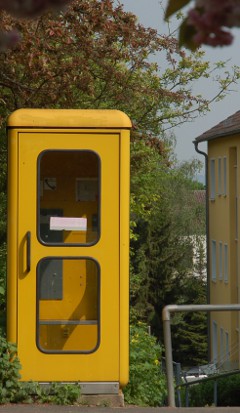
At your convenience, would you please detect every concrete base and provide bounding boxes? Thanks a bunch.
[79,391,125,407]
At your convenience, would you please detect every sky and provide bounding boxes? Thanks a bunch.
[118,0,240,170]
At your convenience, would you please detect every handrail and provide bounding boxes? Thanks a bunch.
[179,368,240,407]
[162,303,240,407]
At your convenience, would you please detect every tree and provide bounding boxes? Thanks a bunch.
[171,275,208,366]
[0,0,72,50]
[129,140,208,365]
[0,0,236,363]
[1,0,239,126]
[165,0,240,49]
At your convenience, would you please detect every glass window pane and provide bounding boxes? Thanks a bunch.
[210,159,216,200]
[224,244,228,283]
[37,258,100,353]
[211,240,216,280]
[38,150,100,245]
[218,158,222,195]
[223,157,227,196]
[219,241,222,280]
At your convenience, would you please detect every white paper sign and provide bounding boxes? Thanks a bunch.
[50,217,87,231]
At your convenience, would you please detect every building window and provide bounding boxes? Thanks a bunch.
[218,158,222,195]
[211,240,217,281]
[224,243,228,283]
[223,157,227,196]
[235,163,238,240]
[212,321,218,363]
[210,159,216,200]
[225,331,230,361]
[219,241,223,280]
[220,327,224,364]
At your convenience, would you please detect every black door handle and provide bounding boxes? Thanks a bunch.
[26,231,31,272]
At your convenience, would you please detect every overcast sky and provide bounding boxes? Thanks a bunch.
[118,0,240,169]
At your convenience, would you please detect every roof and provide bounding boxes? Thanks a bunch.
[195,110,240,143]
[7,109,132,129]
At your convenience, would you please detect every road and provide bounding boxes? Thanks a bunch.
[1,406,240,413]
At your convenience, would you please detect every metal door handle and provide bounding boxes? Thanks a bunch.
[26,231,31,272]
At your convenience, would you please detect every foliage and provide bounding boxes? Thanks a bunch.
[171,274,208,366]
[0,0,235,388]
[0,336,80,405]
[0,0,72,50]
[18,382,81,405]
[0,336,21,404]
[0,242,6,331]
[1,0,240,51]
[165,0,240,49]
[187,373,240,406]
[2,380,81,405]
[123,322,167,406]
[0,128,7,334]
[166,159,206,236]
[0,1,239,128]
[130,139,207,366]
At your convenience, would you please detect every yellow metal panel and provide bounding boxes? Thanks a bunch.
[119,130,130,387]
[7,129,19,344]
[17,132,120,381]
[7,109,132,129]
[39,324,98,352]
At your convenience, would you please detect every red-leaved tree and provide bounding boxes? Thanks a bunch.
[166,0,240,49]
[0,0,72,49]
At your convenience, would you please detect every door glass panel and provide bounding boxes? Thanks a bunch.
[37,258,100,353]
[38,150,100,245]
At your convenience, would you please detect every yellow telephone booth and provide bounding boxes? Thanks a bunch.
[7,109,131,393]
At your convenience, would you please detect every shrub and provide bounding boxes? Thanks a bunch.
[0,336,80,405]
[123,321,166,406]
[40,383,81,405]
[0,336,22,404]
[217,374,240,406]
[188,373,240,407]
[0,242,6,336]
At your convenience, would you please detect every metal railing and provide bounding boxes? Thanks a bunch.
[178,367,240,407]
[162,304,240,407]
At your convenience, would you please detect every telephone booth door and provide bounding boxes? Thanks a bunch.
[7,109,131,389]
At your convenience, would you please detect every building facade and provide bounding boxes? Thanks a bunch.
[194,111,240,371]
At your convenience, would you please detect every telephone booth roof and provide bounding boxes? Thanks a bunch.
[7,109,132,129]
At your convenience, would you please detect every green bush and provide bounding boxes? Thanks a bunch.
[0,336,80,405]
[39,383,81,405]
[0,242,6,335]
[123,321,166,406]
[188,373,240,407]
[217,374,240,406]
[0,336,22,404]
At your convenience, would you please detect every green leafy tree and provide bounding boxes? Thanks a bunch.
[172,274,208,366]
[130,140,207,365]
[0,0,237,376]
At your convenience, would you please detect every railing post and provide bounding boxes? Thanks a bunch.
[214,380,217,406]
[176,363,182,407]
[163,308,175,407]
[185,384,189,407]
